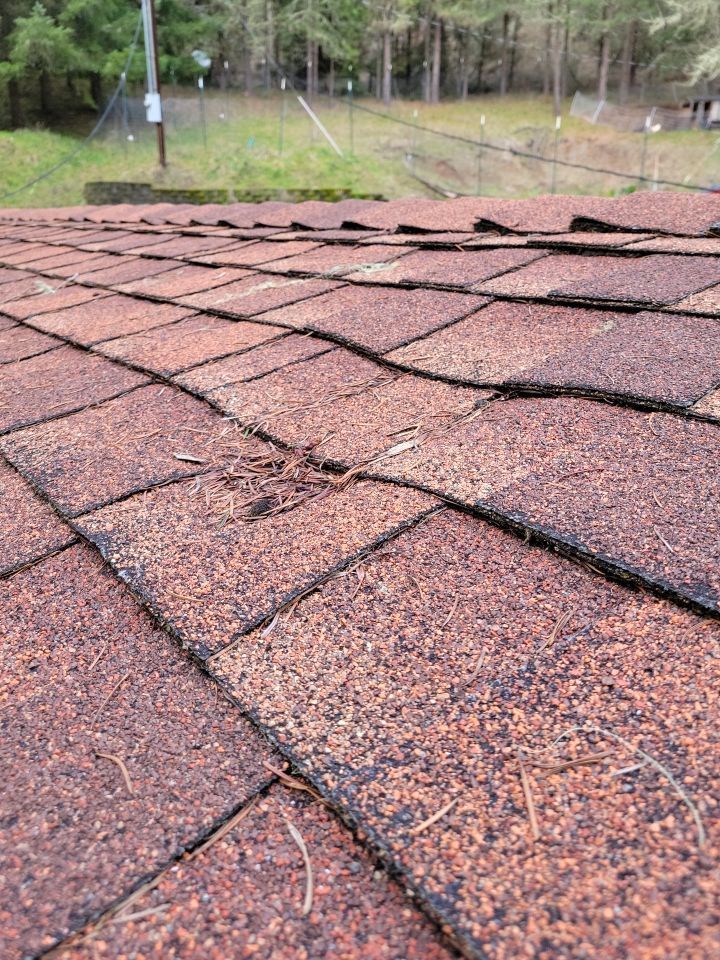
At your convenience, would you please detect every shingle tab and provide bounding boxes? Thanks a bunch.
[481,252,720,305]
[374,396,720,611]
[0,323,61,363]
[174,332,332,395]
[75,478,437,658]
[78,256,179,287]
[97,313,286,376]
[61,787,451,960]
[256,284,488,353]
[210,347,489,464]
[387,301,720,406]
[0,282,108,319]
[177,273,341,316]
[347,247,546,287]
[0,545,274,958]
[0,346,147,434]
[0,460,74,575]
[25,294,193,345]
[213,510,720,960]
[1,384,228,515]
[116,263,251,299]
[261,243,412,276]
[192,238,321,266]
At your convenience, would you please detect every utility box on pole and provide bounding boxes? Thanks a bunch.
[141,0,166,166]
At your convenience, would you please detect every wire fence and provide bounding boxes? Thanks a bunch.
[569,92,694,133]
[349,100,717,194]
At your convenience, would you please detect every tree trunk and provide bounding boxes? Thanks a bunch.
[543,3,552,96]
[382,30,392,106]
[375,48,382,99]
[460,34,469,101]
[508,16,521,92]
[8,77,21,128]
[328,59,335,97]
[478,33,486,90]
[306,36,314,100]
[423,17,431,102]
[264,0,273,90]
[499,12,510,96]
[39,70,51,115]
[430,18,441,104]
[405,27,412,88]
[618,19,636,103]
[561,1,570,100]
[90,72,102,111]
[244,41,252,95]
[597,23,611,100]
[551,22,563,118]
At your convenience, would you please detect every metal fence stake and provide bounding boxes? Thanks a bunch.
[551,114,561,194]
[279,76,287,155]
[198,75,207,151]
[476,113,486,195]
[347,79,354,155]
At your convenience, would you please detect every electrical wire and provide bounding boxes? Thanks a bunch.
[350,101,711,192]
[0,10,143,203]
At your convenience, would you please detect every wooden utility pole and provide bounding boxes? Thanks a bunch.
[141,0,166,167]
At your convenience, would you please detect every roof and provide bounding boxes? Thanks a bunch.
[0,192,719,960]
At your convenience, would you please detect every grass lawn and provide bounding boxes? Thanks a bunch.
[1,92,718,207]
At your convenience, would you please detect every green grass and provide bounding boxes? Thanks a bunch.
[1,93,718,207]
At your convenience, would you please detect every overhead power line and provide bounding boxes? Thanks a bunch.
[0,11,143,203]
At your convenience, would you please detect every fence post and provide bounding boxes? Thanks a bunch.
[223,60,230,121]
[551,114,561,194]
[476,113,486,195]
[347,79,354,155]
[198,75,207,151]
[279,76,287,155]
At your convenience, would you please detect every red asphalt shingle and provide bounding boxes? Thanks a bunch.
[0,345,147,434]
[174,332,332,396]
[176,273,341,317]
[261,243,413,277]
[74,478,437,659]
[373,396,720,612]
[0,460,74,576]
[61,787,452,960]
[1,193,719,960]
[0,545,275,958]
[346,247,547,287]
[0,282,108,319]
[210,347,489,465]
[24,294,194,345]
[116,263,251,299]
[213,509,720,960]
[255,283,489,353]
[694,389,720,420]
[0,323,61,363]
[672,282,720,315]
[97,313,286,376]
[386,301,720,406]
[481,252,720,305]
[78,256,180,287]
[0,384,228,515]
[192,238,321,267]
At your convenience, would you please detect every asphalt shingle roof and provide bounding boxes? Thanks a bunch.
[0,191,719,960]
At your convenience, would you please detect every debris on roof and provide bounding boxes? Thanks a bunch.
[1,192,719,960]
